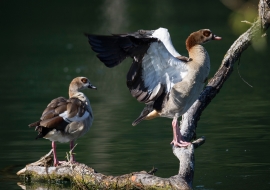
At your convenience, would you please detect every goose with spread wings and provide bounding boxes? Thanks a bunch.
[86,28,221,147]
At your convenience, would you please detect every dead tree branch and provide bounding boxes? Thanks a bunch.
[17,1,270,189]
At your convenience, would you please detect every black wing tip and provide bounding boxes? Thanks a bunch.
[85,34,99,43]
[84,33,104,41]
[84,33,97,39]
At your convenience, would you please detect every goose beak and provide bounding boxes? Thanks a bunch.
[213,34,222,40]
[88,84,97,90]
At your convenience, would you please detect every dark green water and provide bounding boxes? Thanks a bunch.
[1,0,270,189]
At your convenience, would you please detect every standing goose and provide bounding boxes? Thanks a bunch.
[29,77,96,166]
[86,28,221,147]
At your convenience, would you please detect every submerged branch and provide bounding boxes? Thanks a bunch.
[17,0,270,189]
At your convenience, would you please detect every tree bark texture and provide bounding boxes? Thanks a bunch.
[17,1,270,189]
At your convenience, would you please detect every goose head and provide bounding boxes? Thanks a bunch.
[69,77,97,97]
[186,29,221,51]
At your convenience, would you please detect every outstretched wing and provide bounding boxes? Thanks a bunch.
[141,39,188,94]
[86,28,188,106]
[86,29,157,68]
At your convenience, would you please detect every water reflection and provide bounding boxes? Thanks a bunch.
[17,182,72,190]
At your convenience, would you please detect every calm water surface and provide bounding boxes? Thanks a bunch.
[1,1,270,189]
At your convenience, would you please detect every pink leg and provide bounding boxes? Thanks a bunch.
[52,141,59,166]
[70,140,76,163]
[52,141,67,166]
[170,117,190,147]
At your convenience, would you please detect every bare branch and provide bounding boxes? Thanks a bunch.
[177,0,270,186]
[241,20,253,25]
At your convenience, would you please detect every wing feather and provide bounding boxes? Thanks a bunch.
[142,41,188,93]
[87,27,189,125]
[29,97,89,130]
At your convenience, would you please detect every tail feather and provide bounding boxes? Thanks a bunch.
[28,120,40,127]
[132,111,149,126]
[132,103,155,126]
[34,126,51,139]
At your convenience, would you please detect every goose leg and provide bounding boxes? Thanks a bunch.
[52,141,67,166]
[171,117,190,147]
[52,141,59,166]
[69,140,76,163]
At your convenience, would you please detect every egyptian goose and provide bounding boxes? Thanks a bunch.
[29,77,96,166]
[86,28,221,147]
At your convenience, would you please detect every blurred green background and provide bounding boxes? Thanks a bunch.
[1,0,270,189]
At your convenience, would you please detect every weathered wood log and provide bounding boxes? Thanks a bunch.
[17,1,270,189]
[17,138,205,190]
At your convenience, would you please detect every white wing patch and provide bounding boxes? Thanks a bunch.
[59,111,90,123]
[142,29,188,93]
[152,27,181,57]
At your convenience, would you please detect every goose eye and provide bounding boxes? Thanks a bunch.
[81,78,88,83]
[203,30,211,37]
